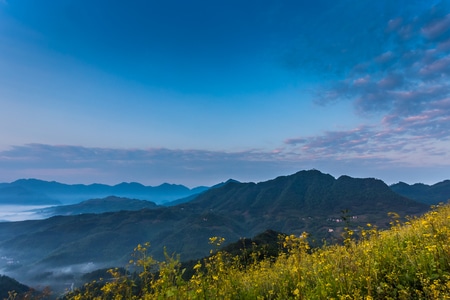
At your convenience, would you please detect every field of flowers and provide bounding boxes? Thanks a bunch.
[63,203,450,299]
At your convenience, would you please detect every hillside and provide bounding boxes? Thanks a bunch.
[0,170,429,293]
[65,203,450,299]
[0,275,30,299]
[390,180,450,205]
[163,179,239,206]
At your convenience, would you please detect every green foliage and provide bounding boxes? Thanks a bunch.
[64,203,450,299]
[2,279,51,300]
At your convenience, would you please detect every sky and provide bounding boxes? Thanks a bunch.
[1,0,450,187]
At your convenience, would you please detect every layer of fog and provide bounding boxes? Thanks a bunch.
[0,251,109,296]
[0,205,52,222]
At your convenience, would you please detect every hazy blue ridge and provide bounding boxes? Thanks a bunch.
[390,180,450,205]
[163,179,238,206]
[33,196,160,217]
[0,179,209,205]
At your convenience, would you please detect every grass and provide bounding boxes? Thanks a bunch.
[62,203,450,299]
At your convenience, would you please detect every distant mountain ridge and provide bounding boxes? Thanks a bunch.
[163,179,240,206]
[33,196,159,217]
[390,180,450,205]
[0,185,61,205]
[0,179,209,205]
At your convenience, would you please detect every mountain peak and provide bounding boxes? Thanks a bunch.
[391,179,450,205]
[226,178,239,183]
[114,182,145,188]
[191,170,425,217]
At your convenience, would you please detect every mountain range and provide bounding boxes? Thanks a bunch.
[0,170,433,293]
[390,180,450,205]
[0,179,208,205]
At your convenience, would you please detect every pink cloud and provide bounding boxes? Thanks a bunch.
[419,55,450,77]
[421,14,450,40]
[375,51,395,64]
[397,24,414,41]
[438,38,450,52]
[284,138,306,145]
[386,17,403,32]
[353,75,371,87]
[431,97,450,109]
[403,114,429,123]
[377,73,403,89]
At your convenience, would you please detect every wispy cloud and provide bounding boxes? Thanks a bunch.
[316,4,450,117]
[0,144,303,186]
[284,124,450,167]
[421,13,450,41]
[1,141,448,187]
[287,3,450,173]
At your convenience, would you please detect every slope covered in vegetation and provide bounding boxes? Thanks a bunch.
[64,203,450,299]
[0,275,30,299]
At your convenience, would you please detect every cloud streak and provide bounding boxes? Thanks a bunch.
[0,144,302,187]
[1,140,449,187]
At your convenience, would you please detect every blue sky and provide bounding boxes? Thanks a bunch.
[1,0,450,187]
